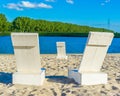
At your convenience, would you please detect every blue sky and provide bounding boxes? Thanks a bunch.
[0,0,120,32]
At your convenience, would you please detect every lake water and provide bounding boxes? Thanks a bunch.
[0,36,120,54]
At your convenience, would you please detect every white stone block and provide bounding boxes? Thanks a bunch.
[11,33,45,85]
[68,32,114,85]
[11,33,41,73]
[13,69,45,86]
[68,69,107,85]
[88,32,114,46]
[79,32,114,73]
[56,42,67,59]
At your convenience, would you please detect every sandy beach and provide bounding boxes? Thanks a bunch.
[0,54,120,96]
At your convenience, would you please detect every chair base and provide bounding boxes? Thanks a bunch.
[57,56,67,59]
[68,69,107,85]
[13,68,45,86]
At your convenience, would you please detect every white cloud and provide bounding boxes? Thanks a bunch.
[45,0,55,2]
[105,0,110,3]
[101,0,111,6]
[21,1,36,8]
[4,3,23,10]
[4,1,52,11]
[38,3,52,8]
[66,0,74,4]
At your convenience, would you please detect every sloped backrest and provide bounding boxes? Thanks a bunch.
[78,32,114,73]
[11,33,41,73]
[56,42,66,57]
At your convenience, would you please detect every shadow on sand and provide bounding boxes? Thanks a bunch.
[0,73,77,85]
[46,75,76,84]
[0,72,12,84]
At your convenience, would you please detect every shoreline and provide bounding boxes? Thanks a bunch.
[1,53,120,55]
[1,53,120,54]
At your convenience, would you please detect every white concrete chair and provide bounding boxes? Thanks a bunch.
[56,42,67,59]
[68,32,114,85]
[11,33,45,86]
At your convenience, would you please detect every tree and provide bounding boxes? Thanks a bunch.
[0,14,9,32]
[12,17,34,32]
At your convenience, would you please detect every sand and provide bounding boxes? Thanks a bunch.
[0,54,120,96]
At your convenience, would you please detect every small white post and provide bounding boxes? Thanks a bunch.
[56,42,67,59]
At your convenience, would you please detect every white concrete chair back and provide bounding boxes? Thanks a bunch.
[78,32,114,73]
[11,33,41,73]
[11,33,45,86]
[68,32,114,85]
[56,42,67,59]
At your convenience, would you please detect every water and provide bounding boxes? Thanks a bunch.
[0,36,120,54]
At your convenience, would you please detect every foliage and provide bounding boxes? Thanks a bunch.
[0,14,10,32]
[0,13,119,37]
[114,32,120,38]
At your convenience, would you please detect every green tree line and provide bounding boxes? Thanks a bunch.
[0,13,120,37]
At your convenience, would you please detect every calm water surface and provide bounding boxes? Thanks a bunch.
[0,36,120,54]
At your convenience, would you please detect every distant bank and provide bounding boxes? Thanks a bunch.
[1,13,120,37]
[1,32,120,38]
